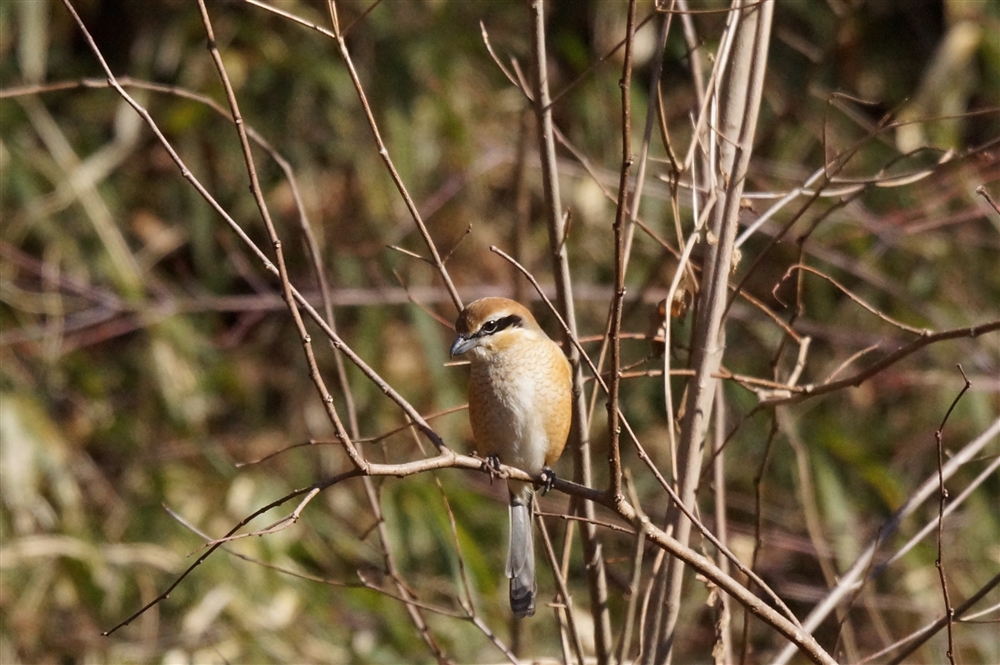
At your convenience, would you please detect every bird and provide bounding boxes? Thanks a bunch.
[450,297,573,618]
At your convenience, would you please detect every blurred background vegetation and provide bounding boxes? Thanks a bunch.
[1,0,998,663]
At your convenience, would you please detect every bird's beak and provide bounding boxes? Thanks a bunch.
[450,335,477,358]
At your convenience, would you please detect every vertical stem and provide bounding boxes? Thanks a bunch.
[712,382,733,665]
[652,2,774,663]
[512,109,533,305]
[529,0,612,660]
[607,0,638,503]
[619,11,671,271]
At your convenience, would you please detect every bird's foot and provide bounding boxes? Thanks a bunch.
[538,467,557,495]
[482,454,503,484]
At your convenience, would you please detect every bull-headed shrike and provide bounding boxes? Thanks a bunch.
[450,297,572,618]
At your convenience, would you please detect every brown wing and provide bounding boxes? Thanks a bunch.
[540,340,572,467]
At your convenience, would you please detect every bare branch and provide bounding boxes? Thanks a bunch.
[528,1,613,656]
[324,1,463,312]
[772,419,1000,664]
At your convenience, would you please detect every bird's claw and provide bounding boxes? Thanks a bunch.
[539,467,557,495]
[483,454,503,484]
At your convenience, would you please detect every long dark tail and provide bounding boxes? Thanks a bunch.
[506,489,536,617]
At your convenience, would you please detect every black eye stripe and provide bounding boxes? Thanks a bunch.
[478,314,521,337]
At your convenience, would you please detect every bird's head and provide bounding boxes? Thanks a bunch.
[450,297,543,359]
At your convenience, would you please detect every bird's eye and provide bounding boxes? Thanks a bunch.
[481,319,498,334]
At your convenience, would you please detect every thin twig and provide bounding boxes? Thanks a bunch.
[436,478,519,664]
[761,319,1000,405]
[615,471,648,664]
[537,515,586,665]
[103,469,361,635]
[771,418,1000,665]
[544,11,657,112]
[480,21,532,101]
[877,454,1000,574]
[977,185,1000,215]
[325,1,463,313]
[606,0,639,503]
[877,571,1000,665]
[934,365,971,665]
[777,265,927,334]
